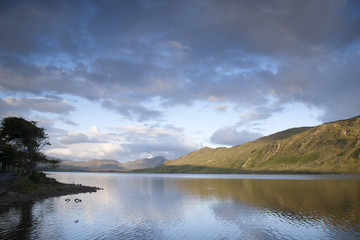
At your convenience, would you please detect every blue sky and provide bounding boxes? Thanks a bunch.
[0,0,359,161]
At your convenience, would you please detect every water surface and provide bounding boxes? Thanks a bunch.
[1,172,360,239]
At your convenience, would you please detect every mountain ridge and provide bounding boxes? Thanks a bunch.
[142,115,360,174]
[42,156,167,172]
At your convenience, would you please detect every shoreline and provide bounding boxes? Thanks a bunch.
[0,180,101,210]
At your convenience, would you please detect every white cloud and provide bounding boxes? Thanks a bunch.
[45,148,72,157]
[90,126,99,134]
[45,143,126,160]
[46,124,198,161]
[119,125,177,137]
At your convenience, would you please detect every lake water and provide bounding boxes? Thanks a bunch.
[1,172,360,240]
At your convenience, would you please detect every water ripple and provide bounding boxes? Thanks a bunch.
[1,172,360,240]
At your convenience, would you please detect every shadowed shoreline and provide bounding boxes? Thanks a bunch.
[0,174,101,211]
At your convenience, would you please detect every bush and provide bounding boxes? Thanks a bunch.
[29,170,58,184]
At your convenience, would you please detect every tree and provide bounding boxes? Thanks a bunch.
[0,117,58,175]
[0,143,23,171]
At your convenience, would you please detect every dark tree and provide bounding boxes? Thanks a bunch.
[0,117,58,175]
[0,143,23,171]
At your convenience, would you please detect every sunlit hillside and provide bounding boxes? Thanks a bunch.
[144,115,360,174]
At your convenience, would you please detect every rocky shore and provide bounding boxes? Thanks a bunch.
[0,174,101,210]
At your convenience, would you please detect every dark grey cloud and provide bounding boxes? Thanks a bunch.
[210,127,263,146]
[0,0,359,123]
[0,0,90,56]
[198,0,351,56]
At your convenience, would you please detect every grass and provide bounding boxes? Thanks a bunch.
[259,153,321,167]
[10,176,39,194]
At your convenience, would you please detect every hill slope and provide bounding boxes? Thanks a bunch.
[151,116,360,173]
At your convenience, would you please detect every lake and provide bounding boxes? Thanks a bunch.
[1,172,360,239]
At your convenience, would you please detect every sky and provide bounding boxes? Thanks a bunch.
[0,0,359,162]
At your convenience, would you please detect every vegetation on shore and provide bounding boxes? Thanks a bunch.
[0,117,59,175]
[0,117,101,208]
[137,115,360,174]
[0,170,101,209]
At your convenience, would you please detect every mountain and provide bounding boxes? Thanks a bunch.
[44,156,167,172]
[146,115,360,174]
[54,159,125,171]
[123,156,167,170]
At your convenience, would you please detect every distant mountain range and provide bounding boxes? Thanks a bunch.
[138,115,360,174]
[42,156,167,172]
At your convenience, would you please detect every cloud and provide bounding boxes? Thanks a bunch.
[0,56,86,96]
[0,0,90,56]
[101,100,163,122]
[210,127,262,146]
[45,124,198,161]
[59,117,79,126]
[3,96,75,114]
[46,143,126,160]
[240,105,284,122]
[116,125,199,159]
[1,0,360,160]
[45,148,72,158]
[59,132,100,145]
[241,110,272,122]
[1,0,358,123]
[268,53,360,122]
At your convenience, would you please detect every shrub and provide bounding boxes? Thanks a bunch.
[29,170,58,184]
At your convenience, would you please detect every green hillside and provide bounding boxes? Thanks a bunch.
[145,115,360,174]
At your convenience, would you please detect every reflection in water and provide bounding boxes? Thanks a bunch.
[178,178,360,224]
[0,203,34,239]
[0,173,360,239]
[176,178,360,239]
